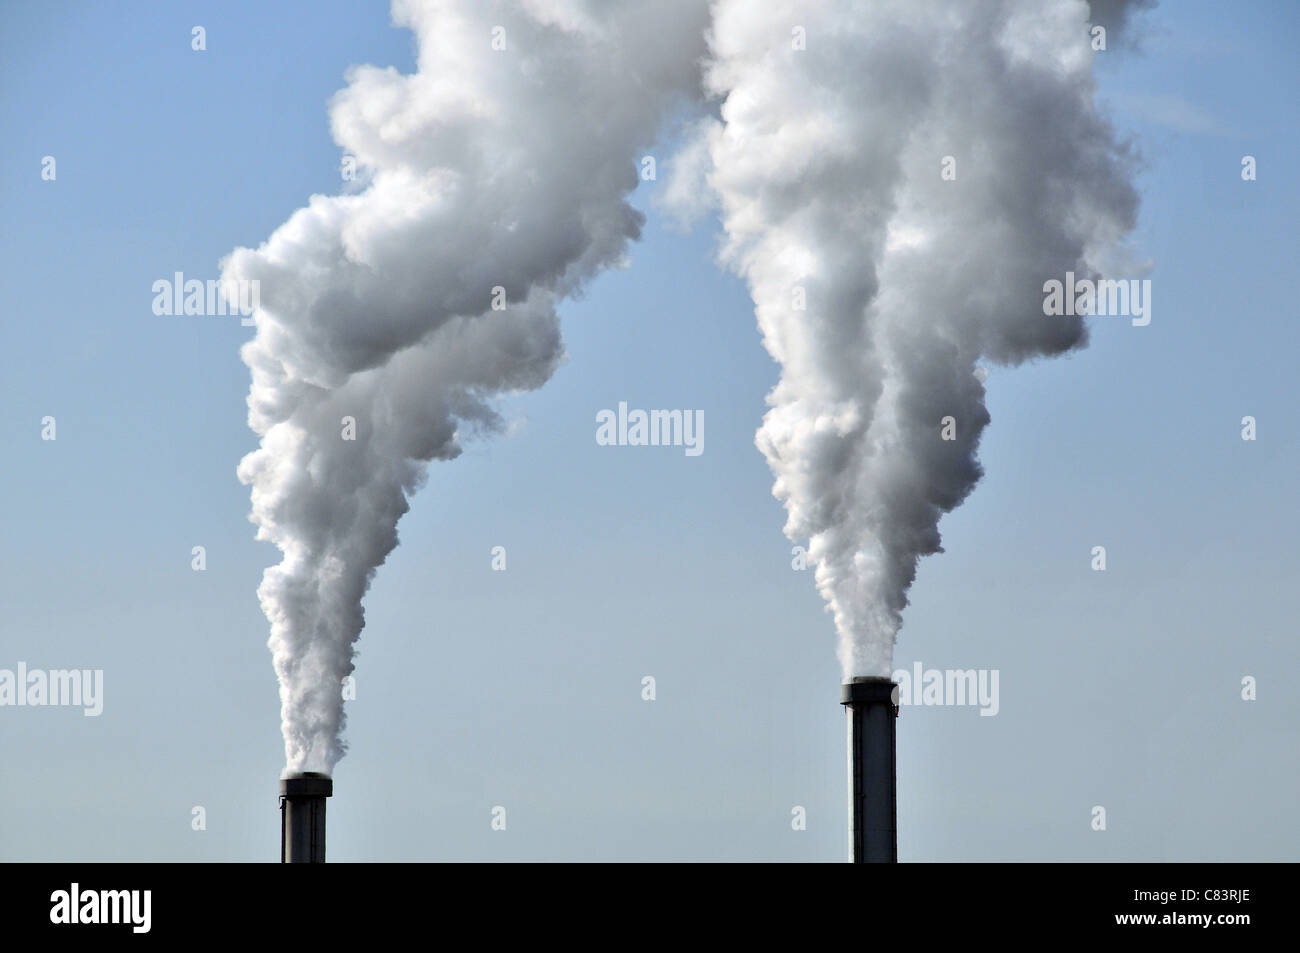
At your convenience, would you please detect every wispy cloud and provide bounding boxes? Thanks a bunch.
[1111,92,1234,136]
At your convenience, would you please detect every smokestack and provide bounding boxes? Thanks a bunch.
[279,772,332,863]
[840,677,898,863]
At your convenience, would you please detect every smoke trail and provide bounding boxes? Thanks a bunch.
[690,0,1143,677]
[223,0,708,775]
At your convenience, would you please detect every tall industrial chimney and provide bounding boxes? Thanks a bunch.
[279,772,332,863]
[840,676,899,863]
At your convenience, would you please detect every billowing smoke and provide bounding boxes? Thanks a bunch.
[683,0,1143,676]
[224,0,708,775]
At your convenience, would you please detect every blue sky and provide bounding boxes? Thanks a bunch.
[0,0,1296,861]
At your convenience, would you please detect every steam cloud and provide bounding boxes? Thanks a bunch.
[228,0,1144,772]
[224,0,707,775]
[681,0,1143,676]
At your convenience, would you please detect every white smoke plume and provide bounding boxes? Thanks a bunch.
[224,0,708,775]
[688,0,1144,677]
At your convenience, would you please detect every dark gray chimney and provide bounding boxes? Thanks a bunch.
[840,677,898,863]
[279,772,332,863]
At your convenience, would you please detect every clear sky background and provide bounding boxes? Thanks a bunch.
[0,1,1295,861]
